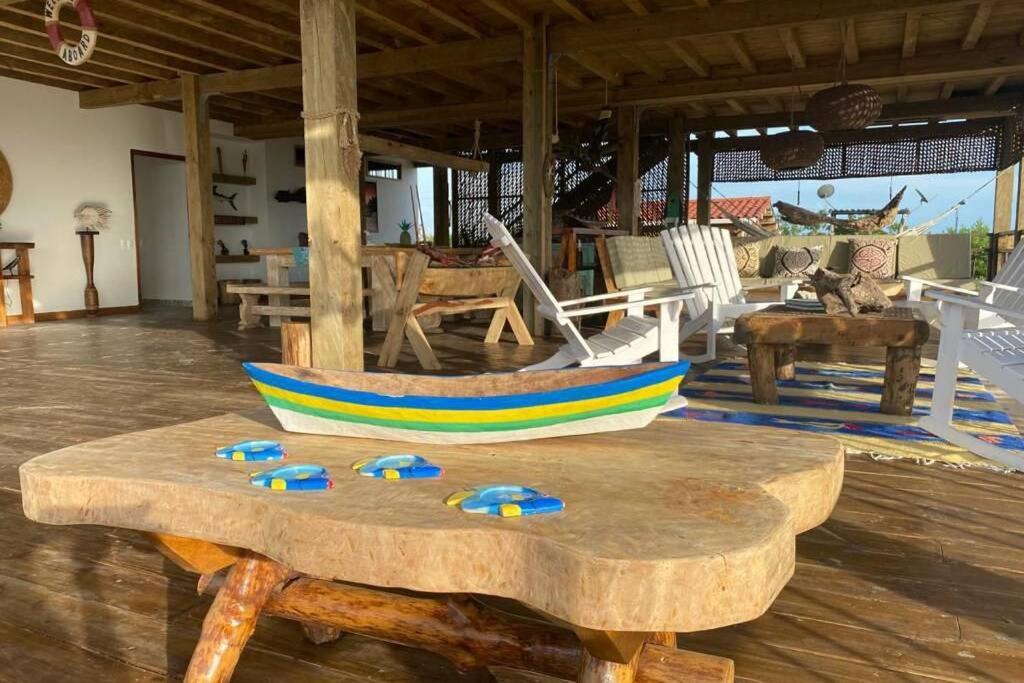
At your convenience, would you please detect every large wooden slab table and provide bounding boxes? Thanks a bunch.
[20,410,843,682]
[734,306,931,415]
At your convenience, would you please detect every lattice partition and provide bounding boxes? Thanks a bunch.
[714,117,1018,183]
[452,143,684,246]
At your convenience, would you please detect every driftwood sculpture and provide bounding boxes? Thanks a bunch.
[775,187,906,234]
[808,267,893,316]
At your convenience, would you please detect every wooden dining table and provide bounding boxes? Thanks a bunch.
[20,409,844,683]
[250,245,533,369]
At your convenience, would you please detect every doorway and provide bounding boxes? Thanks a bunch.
[130,151,189,307]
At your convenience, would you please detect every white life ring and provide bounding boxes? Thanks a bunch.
[44,0,98,67]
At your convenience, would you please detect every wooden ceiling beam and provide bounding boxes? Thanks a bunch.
[778,27,806,69]
[666,41,710,78]
[551,0,592,23]
[357,0,438,46]
[478,0,531,31]
[352,40,1024,127]
[961,0,994,50]
[569,53,622,86]
[394,0,484,39]
[902,10,921,57]
[546,0,976,53]
[984,75,1006,96]
[175,0,299,40]
[723,34,756,73]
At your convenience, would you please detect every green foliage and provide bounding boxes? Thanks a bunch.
[948,219,990,279]
[398,219,412,232]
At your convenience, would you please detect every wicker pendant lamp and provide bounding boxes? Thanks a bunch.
[805,83,882,132]
[759,129,825,171]
[805,24,881,132]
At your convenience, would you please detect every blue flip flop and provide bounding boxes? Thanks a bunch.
[249,464,333,491]
[445,485,564,518]
[351,455,443,480]
[215,440,287,462]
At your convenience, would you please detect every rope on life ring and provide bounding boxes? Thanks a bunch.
[43,0,98,67]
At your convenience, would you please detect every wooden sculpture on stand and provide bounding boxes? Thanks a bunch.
[73,204,111,315]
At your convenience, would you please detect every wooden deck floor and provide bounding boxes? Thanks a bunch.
[0,308,1022,682]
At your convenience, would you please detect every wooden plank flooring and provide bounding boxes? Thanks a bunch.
[1,308,1022,682]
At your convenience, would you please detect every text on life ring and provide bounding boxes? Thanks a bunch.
[44,0,98,67]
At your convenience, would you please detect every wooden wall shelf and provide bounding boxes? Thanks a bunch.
[215,215,258,225]
[216,255,260,264]
[213,173,256,186]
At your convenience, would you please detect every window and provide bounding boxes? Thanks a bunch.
[366,160,402,181]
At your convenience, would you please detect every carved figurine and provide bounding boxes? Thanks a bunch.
[242,239,250,256]
[217,240,229,256]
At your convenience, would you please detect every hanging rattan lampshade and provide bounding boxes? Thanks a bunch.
[759,130,825,171]
[805,83,882,132]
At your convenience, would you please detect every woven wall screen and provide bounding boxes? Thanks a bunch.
[452,143,685,246]
[714,117,1021,183]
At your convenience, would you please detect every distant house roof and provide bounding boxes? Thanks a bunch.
[599,193,778,235]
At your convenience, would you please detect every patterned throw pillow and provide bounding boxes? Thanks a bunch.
[772,245,822,277]
[734,243,760,278]
[849,238,897,279]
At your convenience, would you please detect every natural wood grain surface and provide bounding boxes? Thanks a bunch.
[22,409,842,633]
[2,308,1024,682]
[734,306,930,348]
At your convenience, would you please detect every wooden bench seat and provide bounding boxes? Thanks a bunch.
[227,283,312,330]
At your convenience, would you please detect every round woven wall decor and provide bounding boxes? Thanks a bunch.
[0,150,12,216]
[759,130,825,171]
[805,83,882,132]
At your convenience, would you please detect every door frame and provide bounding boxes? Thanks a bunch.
[130,149,186,307]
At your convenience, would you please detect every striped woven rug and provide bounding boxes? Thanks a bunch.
[662,359,1024,471]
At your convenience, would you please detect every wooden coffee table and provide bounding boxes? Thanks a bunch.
[734,306,930,415]
[20,410,844,683]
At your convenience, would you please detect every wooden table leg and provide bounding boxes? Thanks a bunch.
[881,345,923,415]
[184,552,290,683]
[747,343,779,404]
[774,344,796,381]
[266,254,289,328]
[378,252,429,368]
[576,632,676,683]
[16,246,33,324]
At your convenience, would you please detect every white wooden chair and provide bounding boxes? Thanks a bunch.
[903,239,1024,329]
[661,223,800,362]
[918,289,1024,470]
[484,214,695,371]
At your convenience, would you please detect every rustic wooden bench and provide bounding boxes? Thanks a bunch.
[226,283,311,330]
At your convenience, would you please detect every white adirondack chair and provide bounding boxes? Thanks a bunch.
[918,289,1024,471]
[903,238,1024,329]
[484,214,695,371]
[661,223,800,362]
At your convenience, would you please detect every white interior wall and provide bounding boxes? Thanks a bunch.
[0,75,262,316]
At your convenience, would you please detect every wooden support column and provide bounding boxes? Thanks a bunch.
[994,165,1014,232]
[1016,160,1024,232]
[522,13,553,336]
[666,114,688,224]
[487,148,502,218]
[182,74,217,322]
[300,0,364,370]
[695,133,713,227]
[617,106,641,235]
[432,167,450,246]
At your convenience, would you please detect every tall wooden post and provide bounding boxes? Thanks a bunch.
[666,114,688,224]
[182,73,217,322]
[522,14,552,336]
[994,166,1014,233]
[1015,161,1024,232]
[695,133,714,227]
[300,0,363,370]
[617,106,641,235]
[432,167,450,246]
[487,148,502,218]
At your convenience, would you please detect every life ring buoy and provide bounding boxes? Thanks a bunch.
[43,0,97,67]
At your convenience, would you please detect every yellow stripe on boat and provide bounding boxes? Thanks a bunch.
[251,376,682,425]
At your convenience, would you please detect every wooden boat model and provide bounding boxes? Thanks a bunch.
[243,361,690,444]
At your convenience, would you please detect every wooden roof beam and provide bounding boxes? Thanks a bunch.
[667,41,710,78]
[400,0,486,39]
[551,0,591,23]
[570,53,623,86]
[478,0,530,30]
[984,76,1006,96]
[903,11,921,57]
[962,0,994,50]
[723,34,756,73]
[778,27,806,69]
[357,0,438,45]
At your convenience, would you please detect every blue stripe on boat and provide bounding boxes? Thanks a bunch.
[243,361,690,411]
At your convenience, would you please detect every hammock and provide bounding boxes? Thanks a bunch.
[896,201,965,238]
[775,187,907,234]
